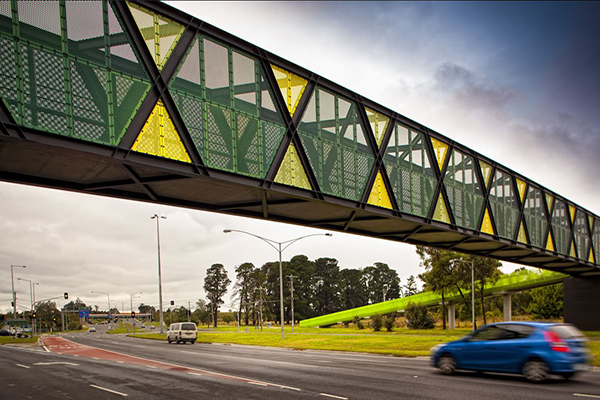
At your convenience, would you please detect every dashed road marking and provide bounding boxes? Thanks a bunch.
[33,362,79,366]
[16,364,29,369]
[90,384,128,397]
[574,394,600,399]
[320,393,348,400]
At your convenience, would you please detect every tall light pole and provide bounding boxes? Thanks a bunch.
[17,277,34,313]
[11,265,26,319]
[151,214,167,335]
[130,291,142,313]
[91,291,110,314]
[223,229,332,339]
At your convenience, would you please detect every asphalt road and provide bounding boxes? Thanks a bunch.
[2,328,600,400]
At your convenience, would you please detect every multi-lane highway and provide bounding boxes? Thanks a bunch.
[1,327,599,399]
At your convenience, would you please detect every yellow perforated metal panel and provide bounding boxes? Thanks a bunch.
[127,2,184,71]
[570,242,577,258]
[545,193,554,213]
[569,205,576,223]
[367,171,393,209]
[274,143,312,190]
[546,231,555,252]
[481,209,495,235]
[516,178,526,203]
[590,250,595,264]
[517,221,527,243]
[432,193,451,224]
[366,108,389,148]
[132,100,191,163]
[271,65,307,117]
[589,215,595,232]
[430,138,448,172]
[479,160,492,189]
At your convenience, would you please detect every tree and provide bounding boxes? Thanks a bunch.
[194,299,211,327]
[467,255,502,326]
[340,268,367,309]
[403,275,418,297]
[312,257,341,316]
[233,262,256,326]
[527,284,563,319]
[405,302,435,329]
[287,255,315,321]
[363,262,401,304]
[371,314,383,332]
[203,263,231,327]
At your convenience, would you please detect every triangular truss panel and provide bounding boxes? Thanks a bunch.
[593,219,600,265]
[383,124,437,218]
[271,64,308,118]
[488,170,520,240]
[168,36,287,179]
[296,87,375,202]
[433,193,451,224]
[479,160,493,190]
[573,210,591,261]
[274,143,312,190]
[430,138,449,172]
[127,2,185,71]
[443,149,485,230]
[522,186,548,249]
[481,208,495,235]
[551,199,571,255]
[367,171,393,210]
[365,107,390,149]
[517,221,528,244]
[132,99,191,163]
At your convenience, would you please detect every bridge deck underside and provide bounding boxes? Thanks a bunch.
[0,129,586,274]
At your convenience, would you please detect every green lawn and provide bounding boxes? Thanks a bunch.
[0,335,38,344]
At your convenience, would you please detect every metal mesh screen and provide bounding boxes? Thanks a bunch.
[523,186,548,248]
[573,210,590,260]
[169,34,287,179]
[551,200,571,255]
[297,88,375,202]
[593,220,600,263]
[383,124,436,217]
[488,170,520,240]
[0,0,151,146]
[444,150,485,230]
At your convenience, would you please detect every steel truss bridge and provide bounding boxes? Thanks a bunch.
[0,1,599,327]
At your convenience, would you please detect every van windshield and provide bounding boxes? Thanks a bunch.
[181,323,196,331]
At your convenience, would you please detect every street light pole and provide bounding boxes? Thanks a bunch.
[288,275,297,333]
[223,229,332,339]
[151,214,167,335]
[11,265,26,319]
[91,291,110,315]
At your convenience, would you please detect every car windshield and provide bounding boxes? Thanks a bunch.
[181,323,196,331]
[549,324,586,339]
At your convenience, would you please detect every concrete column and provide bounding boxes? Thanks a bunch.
[564,276,600,331]
[503,293,512,322]
[447,303,456,329]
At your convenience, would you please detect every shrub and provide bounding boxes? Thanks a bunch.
[353,315,364,330]
[405,302,435,329]
[384,315,395,332]
[371,315,383,332]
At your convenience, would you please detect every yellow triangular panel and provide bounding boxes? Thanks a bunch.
[545,193,554,213]
[481,209,495,235]
[271,64,308,117]
[432,193,451,224]
[570,242,577,258]
[516,179,526,203]
[274,143,312,190]
[367,172,393,210]
[132,100,191,163]
[366,108,389,148]
[589,250,595,264]
[517,221,527,244]
[479,160,492,189]
[569,205,576,223]
[430,138,448,172]
[588,215,594,232]
[128,2,184,70]
[546,231,555,252]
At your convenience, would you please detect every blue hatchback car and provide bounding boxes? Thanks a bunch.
[430,322,590,382]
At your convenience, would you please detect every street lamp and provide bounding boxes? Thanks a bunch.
[18,277,37,335]
[151,214,167,335]
[223,229,332,339]
[130,291,142,313]
[10,265,26,319]
[91,291,110,314]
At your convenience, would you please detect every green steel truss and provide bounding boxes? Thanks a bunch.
[0,1,598,275]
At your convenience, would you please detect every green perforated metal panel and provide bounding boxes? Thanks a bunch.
[593,219,600,263]
[169,36,286,179]
[383,124,436,217]
[297,88,375,202]
[523,186,548,248]
[573,210,590,260]
[444,150,485,230]
[551,200,571,255]
[0,0,151,146]
[488,170,520,240]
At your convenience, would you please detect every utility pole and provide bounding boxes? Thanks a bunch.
[288,275,297,333]
[188,301,191,322]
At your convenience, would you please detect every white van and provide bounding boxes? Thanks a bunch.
[167,322,197,344]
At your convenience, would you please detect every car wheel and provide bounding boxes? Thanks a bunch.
[438,354,457,375]
[561,372,575,380]
[190,340,195,345]
[167,337,172,344]
[522,359,549,383]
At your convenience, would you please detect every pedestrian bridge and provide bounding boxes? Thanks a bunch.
[0,1,599,327]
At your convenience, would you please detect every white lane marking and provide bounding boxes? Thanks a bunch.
[90,384,128,397]
[574,394,600,399]
[33,362,79,366]
[320,394,348,400]
[317,360,332,363]
[147,366,157,369]
[248,382,268,386]
[16,364,30,369]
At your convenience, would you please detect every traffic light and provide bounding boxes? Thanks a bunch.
[131,311,135,318]
[32,312,36,319]
[64,292,69,299]
[52,316,57,323]
[170,300,174,306]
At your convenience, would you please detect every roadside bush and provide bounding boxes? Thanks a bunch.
[384,315,395,332]
[353,315,364,330]
[371,315,383,332]
[405,302,435,329]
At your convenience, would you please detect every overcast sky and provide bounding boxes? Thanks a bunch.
[2,1,599,315]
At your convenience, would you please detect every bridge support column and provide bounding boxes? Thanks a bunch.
[447,303,456,330]
[564,276,600,331]
[503,293,512,322]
